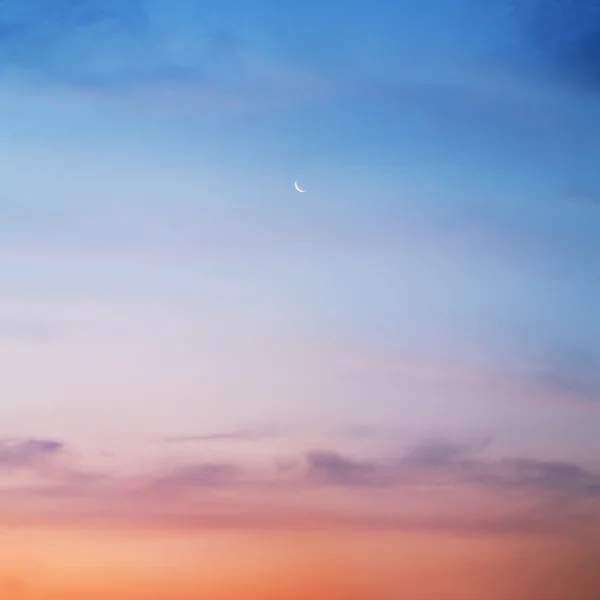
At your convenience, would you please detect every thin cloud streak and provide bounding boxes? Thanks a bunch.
[164,428,275,443]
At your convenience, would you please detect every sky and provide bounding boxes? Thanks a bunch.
[1,1,600,598]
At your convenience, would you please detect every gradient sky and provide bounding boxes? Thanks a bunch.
[1,1,600,598]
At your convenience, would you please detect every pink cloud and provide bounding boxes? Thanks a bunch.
[1,436,598,537]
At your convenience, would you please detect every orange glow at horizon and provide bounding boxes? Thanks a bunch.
[2,528,599,600]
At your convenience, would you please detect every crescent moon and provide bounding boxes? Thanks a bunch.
[294,180,306,193]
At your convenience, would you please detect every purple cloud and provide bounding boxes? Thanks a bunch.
[402,437,492,468]
[302,439,600,497]
[305,451,385,486]
[151,463,241,490]
[2,434,599,535]
[0,438,65,470]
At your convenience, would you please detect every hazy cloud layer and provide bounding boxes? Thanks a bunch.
[2,436,599,534]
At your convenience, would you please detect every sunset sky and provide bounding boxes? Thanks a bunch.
[1,1,600,598]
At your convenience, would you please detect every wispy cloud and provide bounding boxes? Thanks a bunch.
[303,439,600,497]
[6,436,599,497]
[2,435,598,535]
[305,451,387,487]
[401,437,492,468]
[164,428,274,443]
[151,463,242,490]
[0,438,64,470]
[0,438,107,493]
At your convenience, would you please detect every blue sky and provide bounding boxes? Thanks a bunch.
[1,0,600,476]
[4,9,600,600]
